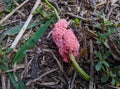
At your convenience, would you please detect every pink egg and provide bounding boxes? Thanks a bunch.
[52,19,80,63]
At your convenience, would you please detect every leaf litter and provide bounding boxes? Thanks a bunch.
[0,0,120,89]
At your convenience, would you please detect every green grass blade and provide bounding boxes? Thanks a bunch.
[8,72,26,89]
[16,73,26,89]
[1,66,26,89]
[12,18,54,64]
[0,65,20,89]
[0,20,45,40]
[0,64,8,70]
[8,72,19,89]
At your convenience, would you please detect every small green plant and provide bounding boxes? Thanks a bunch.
[4,0,16,13]
[95,51,110,71]
[96,32,109,44]
[74,18,81,27]
[96,27,116,45]
[0,45,27,89]
[95,51,119,85]
[35,6,53,19]
[95,13,120,86]
[95,50,110,83]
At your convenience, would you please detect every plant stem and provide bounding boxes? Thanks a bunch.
[44,0,60,20]
[44,0,90,81]
[69,53,90,80]
[10,0,41,48]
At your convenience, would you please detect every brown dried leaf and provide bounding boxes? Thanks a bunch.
[77,48,88,59]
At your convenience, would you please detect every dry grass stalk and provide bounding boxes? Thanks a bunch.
[1,75,6,89]
[10,0,41,48]
[0,0,29,25]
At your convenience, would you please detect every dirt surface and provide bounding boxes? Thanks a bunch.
[0,0,120,89]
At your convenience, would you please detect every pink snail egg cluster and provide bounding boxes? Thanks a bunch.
[52,19,80,63]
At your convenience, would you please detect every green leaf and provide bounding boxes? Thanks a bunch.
[104,20,113,26]
[8,72,19,89]
[97,32,105,43]
[16,73,26,89]
[96,39,102,44]
[108,27,116,34]
[0,20,45,41]
[0,45,3,51]
[104,41,109,48]
[101,74,109,83]
[0,56,9,63]
[102,61,109,68]
[110,71,116,78]
[112,65,120,75]
[95,51,103,61]
[116,22,120,27]
[0,64,19,89]
[0,25,4,30]
[12,18,54,64]
[93,24,102,29]
[0,61,26,89]
[103,51,110,59]
[111,78,116,86]
[74,18,80,26]
[5,48,13,54]
[0,64,8,70]
[103,32,110,38]
[116,78,120,83]
[95,62,102,71]
[36,6,52,19]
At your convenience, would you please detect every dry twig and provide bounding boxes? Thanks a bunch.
[7,79,10,89]
[89,40,94,89]
[65,12,91,21]
[26,68,58,86]
[1,75,6,89]
[0,0,29,25]
[43,49,68,85]
[13,0,26,17]
[70,72,76,89]
[10,0,41,48]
